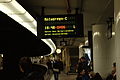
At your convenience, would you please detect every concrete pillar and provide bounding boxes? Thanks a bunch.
[114,0,120,79]
[64,47,70,73]
[92,24,115,79]
[79,43,84,58]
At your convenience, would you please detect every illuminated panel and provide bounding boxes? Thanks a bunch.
[37,14,84,38]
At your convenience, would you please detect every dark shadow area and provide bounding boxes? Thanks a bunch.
[0,11,51,56]
[0,11,51,79]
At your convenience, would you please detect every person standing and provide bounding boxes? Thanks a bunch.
[106,62,116,80]
[77,57,88,74]
[46,59,53,74]
[76,57,90,80]
[52,59,60,80]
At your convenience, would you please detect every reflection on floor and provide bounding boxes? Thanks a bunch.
[50,72,77,80]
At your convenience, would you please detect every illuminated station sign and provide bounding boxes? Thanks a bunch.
[37,14,84,38]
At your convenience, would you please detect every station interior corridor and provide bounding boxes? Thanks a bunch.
[1,0,120,80]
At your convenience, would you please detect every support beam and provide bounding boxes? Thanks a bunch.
[66,0,71,14]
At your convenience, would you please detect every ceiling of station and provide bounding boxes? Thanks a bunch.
[17,0,114,47]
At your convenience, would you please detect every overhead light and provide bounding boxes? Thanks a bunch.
[0,54,3,57]
[41,56,44,58]
[79,45,84,48]
[116,11,120,25]
[0,0,26,14]
[20,21,37,35]
[41,39,56,55]
[93,32,100,38]
[112,32,115,36]
[8,12,34,22]
[56,49,61,54]
[0,0,12,2]
[0,0,56,55]
[0,0,36,34]
[85,40,88,44]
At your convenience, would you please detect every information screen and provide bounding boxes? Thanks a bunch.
[37,14,84,38]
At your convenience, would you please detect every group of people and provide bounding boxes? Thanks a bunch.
[16,57,63,80]
[17,56,116,80]
[76,56,102,80]
[76,56,116,80]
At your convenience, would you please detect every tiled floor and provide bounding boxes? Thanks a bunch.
[50,72,77,80]
[59,73,77,80]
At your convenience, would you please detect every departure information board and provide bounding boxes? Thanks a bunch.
[37,14,84,38]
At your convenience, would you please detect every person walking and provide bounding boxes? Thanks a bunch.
[52,59,60,80]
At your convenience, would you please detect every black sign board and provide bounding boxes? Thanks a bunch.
[37,14,84,39]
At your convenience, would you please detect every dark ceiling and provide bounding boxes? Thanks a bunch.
[0,11,51,56]
[16,0,114,47]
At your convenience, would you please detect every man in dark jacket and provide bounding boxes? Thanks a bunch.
[77,57,88,74]
[52,59,61,80]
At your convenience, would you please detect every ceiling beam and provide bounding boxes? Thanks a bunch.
[65,0,71,14]
[77,0,84,13]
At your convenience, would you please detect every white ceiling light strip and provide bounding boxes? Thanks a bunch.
[0,0,56,54]
[41,39,56,55]
[0,0,12,3]
[0,0,36,34]
[0,0,26,14]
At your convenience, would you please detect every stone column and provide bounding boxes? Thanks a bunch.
[92,24,115,79]
[114,0,120,79]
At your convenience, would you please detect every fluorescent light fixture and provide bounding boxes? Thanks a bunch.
[0,0,56,55]
[0,0,12,3]
[20,20,37,28]
[0,0,25,14]
[79,45,84,48]
[116,11,120,25]
[85,40,88,44]
[93,32,100,38]
[56,49,61,54]
[0,54,3,57]
[41,39,56,55]
[20,22,37,35]
[0,0,36,33]
[9,12,34,22]
[41,56,43,58]
[112,32,115,36]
